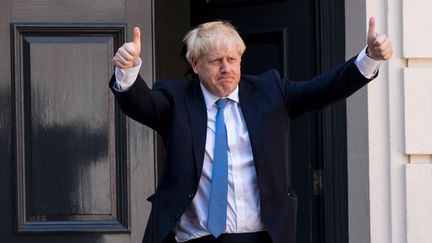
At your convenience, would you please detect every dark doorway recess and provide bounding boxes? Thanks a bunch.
[155,0,348,243]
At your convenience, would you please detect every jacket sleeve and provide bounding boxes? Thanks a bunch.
[109,74,171,133]
[279,56,376,118]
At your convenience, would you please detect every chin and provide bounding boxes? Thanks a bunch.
[221,87,236,96]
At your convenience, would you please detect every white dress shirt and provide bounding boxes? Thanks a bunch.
[114,47,382,242]
[174,84,264,242]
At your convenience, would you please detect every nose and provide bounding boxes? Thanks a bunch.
[220,59,231,73]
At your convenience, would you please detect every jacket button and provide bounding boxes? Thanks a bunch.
[188,193,194,199]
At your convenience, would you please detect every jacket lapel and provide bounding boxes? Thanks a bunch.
[239,78,263,173]
[185,81,208,180]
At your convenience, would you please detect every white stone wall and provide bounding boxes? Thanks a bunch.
[346,0,432,243]
[403,1,432,242]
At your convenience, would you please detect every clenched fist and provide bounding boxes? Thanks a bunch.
[367,17,393,61]
[113,27,141,69]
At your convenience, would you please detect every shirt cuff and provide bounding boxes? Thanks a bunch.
[354,46,383,79]
[114,58,142,92]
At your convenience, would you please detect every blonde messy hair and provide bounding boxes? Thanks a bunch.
[183,21,246,63]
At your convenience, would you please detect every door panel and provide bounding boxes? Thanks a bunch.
[1,1,155,242]
[12,0,125,22]
[12,24,128,233]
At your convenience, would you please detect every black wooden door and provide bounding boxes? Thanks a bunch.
[0,1,156,242]
[190,1,348,243]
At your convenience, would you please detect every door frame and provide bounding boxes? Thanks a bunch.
[315,0,349,242]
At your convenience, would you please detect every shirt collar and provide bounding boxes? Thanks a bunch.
[200,83,240,110]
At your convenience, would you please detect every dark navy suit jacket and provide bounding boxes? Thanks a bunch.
[109,56,374,243]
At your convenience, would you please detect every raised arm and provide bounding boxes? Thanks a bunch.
[284,17,393,117]
[109,27,170,134]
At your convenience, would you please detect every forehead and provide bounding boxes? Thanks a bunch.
[201,47,241,59]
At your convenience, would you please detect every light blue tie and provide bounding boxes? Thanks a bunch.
[207,98,229,237]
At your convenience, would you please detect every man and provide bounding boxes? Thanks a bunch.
[111,19,392,243]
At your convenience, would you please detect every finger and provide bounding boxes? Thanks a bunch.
[114,58,132,69]
[373,34,388,46]
[115,61,129,69]
[113,56,127,68]
[115,53,131,66]
[114,51,135,68]
[123,43,139,58]
[374,47,388,59]
[118,46,135,61]
[368,17,376,37]
[383,52,393,60]
[376,43,392,57]
[374,38,391,52]
[373,43,393,60]
[133,27,141,50]
[113,56,126,69]
[380,50,392,60]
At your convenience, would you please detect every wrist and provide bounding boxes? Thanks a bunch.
[366,46,380,61]
[366,47,371,58]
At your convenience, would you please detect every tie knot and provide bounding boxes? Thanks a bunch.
[216,99,229,109]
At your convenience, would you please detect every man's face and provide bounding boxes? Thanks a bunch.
[192,48,241,97]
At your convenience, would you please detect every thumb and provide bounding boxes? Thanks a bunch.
[133,26,141,50]
[368,17,376,37]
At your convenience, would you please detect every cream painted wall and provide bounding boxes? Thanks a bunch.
[345,0,432,243]
[402,1,432,243]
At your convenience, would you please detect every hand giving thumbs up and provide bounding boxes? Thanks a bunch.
[113,27,141,69]
[367,17,393,61]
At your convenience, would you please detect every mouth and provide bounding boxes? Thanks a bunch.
[218,76,235,82]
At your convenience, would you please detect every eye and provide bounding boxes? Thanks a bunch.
[228,57,237,63]
[209,58,224,65]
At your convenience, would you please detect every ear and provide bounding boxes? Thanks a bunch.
[191,58,199,74]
